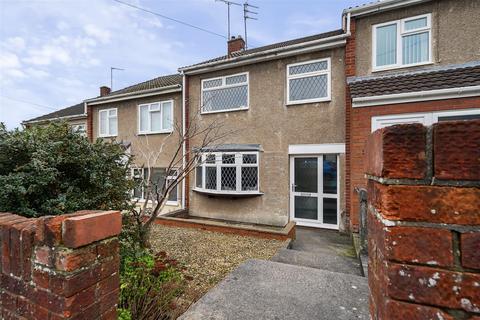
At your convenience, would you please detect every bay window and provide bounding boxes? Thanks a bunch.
[201,72,249,113]
[138,100,173,134]
[373,14,432,71]
[99,108,117,137]
[195,151,260,195]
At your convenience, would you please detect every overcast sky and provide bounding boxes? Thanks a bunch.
[0,0,366,129]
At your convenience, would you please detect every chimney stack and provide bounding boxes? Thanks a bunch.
[228,35,245,56]
[100,86,111,97]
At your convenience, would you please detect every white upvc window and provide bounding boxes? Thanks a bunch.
[371,108,480,131]
[287,58,331,105]
[99,108,117,137]
[195,152,259,195]
[132,167,178,205]
[138,100,173,134]
[372,13,432,71]
[201,72,249,114]
[71,124,86,137]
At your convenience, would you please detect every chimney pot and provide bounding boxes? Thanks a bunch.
[228,36,245,56]
[100,86,111,97]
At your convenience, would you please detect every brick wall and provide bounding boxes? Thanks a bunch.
[344,18,356,232]
[0,210,122,320]
[365,120,480,319]
[349,96,480,232]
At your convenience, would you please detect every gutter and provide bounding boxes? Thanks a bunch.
[22,113,87,125]
[84,85,182,105]
[342,0,432,18]
[179,32,351,75]
[352,85,480,108]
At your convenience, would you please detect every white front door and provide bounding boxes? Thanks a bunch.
[289,155,339,229]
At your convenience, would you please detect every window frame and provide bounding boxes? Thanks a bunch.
[286,58,332,105]
[137,100,174,135]
[98,108,118,137]
[200,72,250,114]
[372,13,432,72]
[131,167,179,206]
[71,123,86,137]
[194,151,261,195]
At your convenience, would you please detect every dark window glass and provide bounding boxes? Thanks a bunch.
[294,158,318,193]
[221,167,236,191]
[438,114,480,122]
[241,167,258,191]
[323,155,337,194]
[205,167,217,190]
[294,196,318,220]
[196,166,203,188]
[323,198,337,225]
[222,154,235,164]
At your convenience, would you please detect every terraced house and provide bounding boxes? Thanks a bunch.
[84,74,185,213]
[24,0,480,234]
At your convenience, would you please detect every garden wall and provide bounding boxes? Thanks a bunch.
[365,120,480,319]
[0,210,121,319]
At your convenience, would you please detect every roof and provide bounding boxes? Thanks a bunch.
[180,29,345,71]
[343,0,432,17]
[23,102,85,123]
[102,73,182,99]
[348,62,480,98]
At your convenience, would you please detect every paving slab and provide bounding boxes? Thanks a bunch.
[179,259,369,320]
[272,248,362,276]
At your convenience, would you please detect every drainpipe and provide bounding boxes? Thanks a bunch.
[346,12,352,35]
[181,73,186,209]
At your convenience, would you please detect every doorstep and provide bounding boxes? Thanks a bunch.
[154,210,296,241]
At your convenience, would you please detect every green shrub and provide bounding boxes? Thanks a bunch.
[119,243,185,320]
[0,122,134,217]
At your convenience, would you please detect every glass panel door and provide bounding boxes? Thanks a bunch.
[290,155,339,229]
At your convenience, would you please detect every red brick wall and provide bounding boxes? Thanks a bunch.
[87,105,93,143]
[344,18,356,232]
[348,96,480,231]
[0,210,121,319]
[365,120,480,319]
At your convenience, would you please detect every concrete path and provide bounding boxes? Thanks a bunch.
[179,259,369,320]
[272,227,363,276]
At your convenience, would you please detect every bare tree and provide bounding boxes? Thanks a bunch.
[128,103,234,247]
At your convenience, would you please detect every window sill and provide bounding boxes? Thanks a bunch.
[286,98,331,106]
[99,134,117,138]
[200,107,249,115]
[193,188,263,198]
[137,130,173,135]
[134,199,180,206]
[372,61,434,73]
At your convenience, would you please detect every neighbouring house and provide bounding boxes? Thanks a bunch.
[342,0,480,232]
[22,102,87,136]
[179,31,349,230]
[84,74,184,213]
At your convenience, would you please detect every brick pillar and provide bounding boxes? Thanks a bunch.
[0,210,122,319]
[345,18,356,232]
[87,104,93,142]
[365,120,480,319]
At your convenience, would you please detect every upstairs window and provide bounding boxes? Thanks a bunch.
[201,73,249,113]
[373,14,432,71]
[138,100,173,134]
[287,58,331,104]
[99,108,117,137]
[195,152,259,195]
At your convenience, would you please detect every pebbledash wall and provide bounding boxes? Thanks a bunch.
[365,120,480,319]
[0,210,121,320]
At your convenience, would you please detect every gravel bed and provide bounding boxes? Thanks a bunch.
[149,224,285,315]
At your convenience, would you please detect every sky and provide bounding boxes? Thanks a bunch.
[0,0,367,129]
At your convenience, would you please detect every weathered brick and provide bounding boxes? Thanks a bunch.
[434,119,480,180]
[385,226,454,267]
[461,232,480,270]
[386,263,480,312]
[55,245,97,272]
[384,299,454,320]
[368,181,480,225]
[62,211,121,248]
[364,123,427,179]
[34,246,53,267]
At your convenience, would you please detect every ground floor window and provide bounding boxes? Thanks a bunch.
[195,151,259,194]
[132,167,178,204]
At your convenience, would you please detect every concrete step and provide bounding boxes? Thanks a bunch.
[180,259,369,320]
[271,248,363,276]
